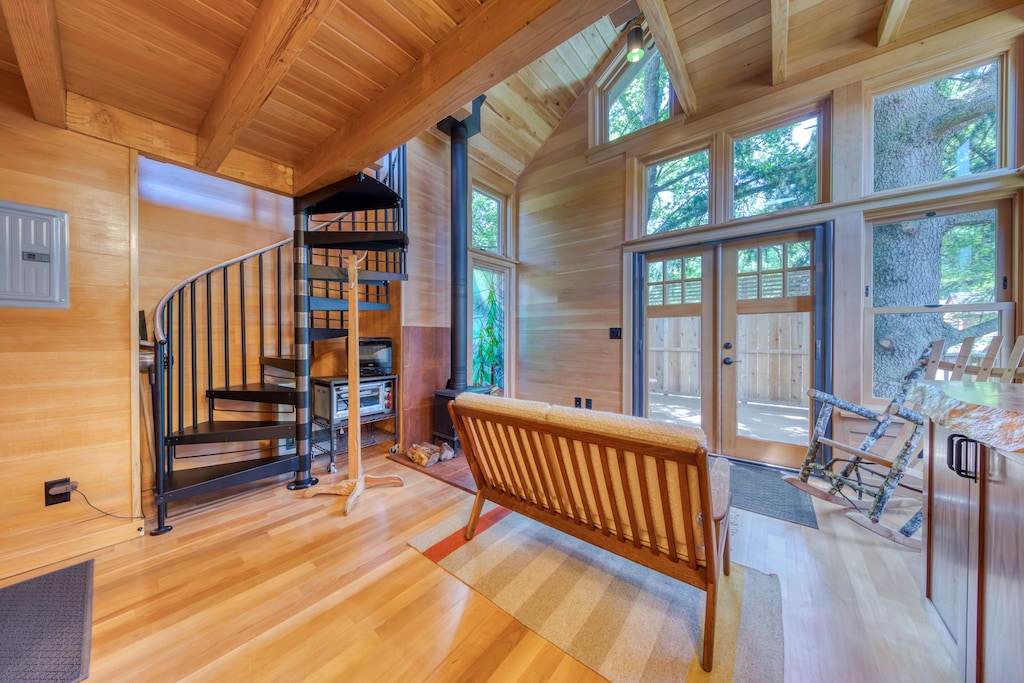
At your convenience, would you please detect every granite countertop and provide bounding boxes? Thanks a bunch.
[911,380,1024,453]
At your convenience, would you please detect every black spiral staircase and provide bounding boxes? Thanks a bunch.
[151,148,407,535]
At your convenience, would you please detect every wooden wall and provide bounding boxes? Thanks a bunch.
[516,101,626,410]
[401,134,452,445]
[0,71,138,579]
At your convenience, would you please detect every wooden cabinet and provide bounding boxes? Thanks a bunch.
[924,420,1024,682]
[980,449,1024,682]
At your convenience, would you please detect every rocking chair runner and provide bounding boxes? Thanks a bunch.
[785,335,1024,549]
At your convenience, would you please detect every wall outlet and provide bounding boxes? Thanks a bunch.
[585,398,593,409]
[610,327,622,339]
[574,396,582,408]
[45,477,71,506]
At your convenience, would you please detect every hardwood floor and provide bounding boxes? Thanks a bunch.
[3,449,957,682]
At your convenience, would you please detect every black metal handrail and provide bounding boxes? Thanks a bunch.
[151,147,406,485]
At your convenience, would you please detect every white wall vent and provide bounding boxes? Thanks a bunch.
[0,199,70,310]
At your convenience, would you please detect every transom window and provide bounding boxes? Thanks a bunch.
[471,187,503,255]
[648,256,703,307]
[645,149,710,234]
[735,241,812,301]
[733,114,820,219]
[873,61,1000,192]
[607,46,672,142]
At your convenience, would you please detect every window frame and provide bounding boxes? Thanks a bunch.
[468,179,516,394]
[470,184,508,257]
[590,26,680,148]
[637,142,713,239]
[467,251,515,395]
[866,51,1012,197]
[725,101,831,221]
[862,198,1014,400]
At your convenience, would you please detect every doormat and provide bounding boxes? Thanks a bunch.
[0,560,94,683]
[725,459,818,528]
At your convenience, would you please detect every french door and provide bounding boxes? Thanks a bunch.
[638,225,831,468]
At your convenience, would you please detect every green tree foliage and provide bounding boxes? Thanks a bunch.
[608,50,670,142]
[472,268,505,389]
[646,150,709,233]
[733,117,818,218]
[471,189,500,252]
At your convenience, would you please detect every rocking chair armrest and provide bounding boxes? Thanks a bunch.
[888,402,925,424]
[807,389,885,422]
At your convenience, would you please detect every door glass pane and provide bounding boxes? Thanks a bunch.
[648,316,702,428]
[472,266,505,391]
[735,312,810,445]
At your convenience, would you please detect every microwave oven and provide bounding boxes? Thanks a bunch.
[312,377,394,422]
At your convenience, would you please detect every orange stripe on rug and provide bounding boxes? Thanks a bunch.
[422,506,512,563]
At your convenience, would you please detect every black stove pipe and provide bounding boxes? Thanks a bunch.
[449,119,469,392]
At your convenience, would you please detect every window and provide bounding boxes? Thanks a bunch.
[607,47,671,142]
[645,149,710,234]
[648,256,703,307]
[735,241,812,301]
[867,203,1010,397]
[471,187,502,254]
[470,183,513,393]
[733,113,820,218]
[472,264,508,392]
[873,61,1000,192]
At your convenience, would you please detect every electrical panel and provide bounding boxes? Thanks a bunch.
[0,199,69,309]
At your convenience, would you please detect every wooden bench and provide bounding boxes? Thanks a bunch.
[447,392,732,671]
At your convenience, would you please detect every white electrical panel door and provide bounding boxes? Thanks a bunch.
[0,199,70,309]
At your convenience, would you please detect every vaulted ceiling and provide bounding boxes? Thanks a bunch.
[0,0,1017,196]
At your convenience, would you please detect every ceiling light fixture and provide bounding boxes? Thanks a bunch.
[626,21,645,63]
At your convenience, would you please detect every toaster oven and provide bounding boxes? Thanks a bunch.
[312,377,394,422]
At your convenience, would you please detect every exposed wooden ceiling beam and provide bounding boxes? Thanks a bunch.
[196,0,334,171]
[771,0,789,85]
[609,0,641,28]
[67,93,292,194]
[877,0,912,47]
[636,0,696,118]
[295,0,624,194]
[0,0,66,127]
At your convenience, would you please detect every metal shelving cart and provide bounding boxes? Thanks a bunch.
[311,374,398,473]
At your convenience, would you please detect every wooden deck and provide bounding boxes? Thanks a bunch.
[650,392,810,445]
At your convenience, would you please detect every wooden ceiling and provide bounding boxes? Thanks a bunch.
[0,0,1017,195]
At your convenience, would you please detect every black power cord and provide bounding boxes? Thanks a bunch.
[71,485,146,521]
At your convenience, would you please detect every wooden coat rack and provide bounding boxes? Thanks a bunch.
[304,251,403,514]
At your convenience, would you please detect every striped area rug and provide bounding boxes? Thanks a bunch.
[410,501,783,682]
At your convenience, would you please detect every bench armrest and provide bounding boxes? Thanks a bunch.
[709,457,731,521]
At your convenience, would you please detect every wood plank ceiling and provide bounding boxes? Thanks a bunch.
[0,0,1017,195]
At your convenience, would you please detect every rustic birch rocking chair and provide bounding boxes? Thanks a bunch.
[784,335,1024,549]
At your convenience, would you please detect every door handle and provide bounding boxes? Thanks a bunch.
[723,357,740,365]
[950,435,978,482]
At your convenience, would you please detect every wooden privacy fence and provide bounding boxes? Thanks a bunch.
[648,314,810,406]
